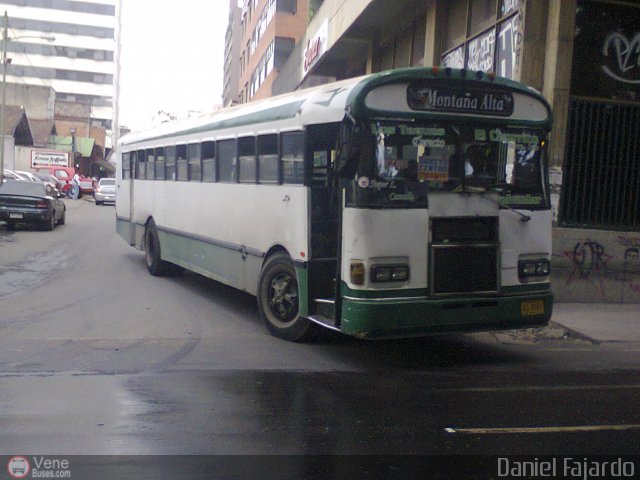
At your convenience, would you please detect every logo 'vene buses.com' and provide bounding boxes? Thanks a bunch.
[7,456,30,479]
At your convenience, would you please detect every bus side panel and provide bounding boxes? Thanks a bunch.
[130,180,156,249]
[147,182,308,296]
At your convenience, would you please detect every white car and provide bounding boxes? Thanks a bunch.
[94,177,116,205]
[15,170,41,182]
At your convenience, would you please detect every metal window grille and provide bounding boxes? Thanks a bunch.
[560,99,640,230]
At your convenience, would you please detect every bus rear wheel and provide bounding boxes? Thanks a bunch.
[144,219,183,277]
[257,253,318,342]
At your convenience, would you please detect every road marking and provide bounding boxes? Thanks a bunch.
[438,384,640,393]
[446,424,640,434]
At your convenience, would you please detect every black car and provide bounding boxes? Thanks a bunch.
[0,180,66,231]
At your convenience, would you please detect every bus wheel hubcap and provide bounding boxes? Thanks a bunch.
[269,273,298,321]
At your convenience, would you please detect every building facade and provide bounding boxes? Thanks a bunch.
[0,0,116,130]
[223,0,242,107]
[236,0,309,103]
[268,0,640,303]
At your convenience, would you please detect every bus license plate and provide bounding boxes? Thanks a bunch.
[9,213,23,219]
[521,299,544,316]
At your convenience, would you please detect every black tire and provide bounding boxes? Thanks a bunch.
[144,219,183,277]
[44,213,55,231]
[57,207,66,225]
[257,252,319,342]
[5,221,16,231]
[95,200,102,206]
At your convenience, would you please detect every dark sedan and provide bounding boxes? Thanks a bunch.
[0,180,66,231]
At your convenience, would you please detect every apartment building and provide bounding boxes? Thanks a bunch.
[235,0,309,103]
[0,0,116,129]
[223,0,242,107]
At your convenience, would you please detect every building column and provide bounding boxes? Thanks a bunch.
[423,0,444,67]
[542,0,577,168]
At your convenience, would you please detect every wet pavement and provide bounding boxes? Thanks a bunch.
[1,200,640,479]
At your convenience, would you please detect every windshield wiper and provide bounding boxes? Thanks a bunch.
[480,191,532,222]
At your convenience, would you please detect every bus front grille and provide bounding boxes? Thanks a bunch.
[431,245,498,295]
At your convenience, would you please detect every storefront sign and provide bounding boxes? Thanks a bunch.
[572,0,640,99]
[31,149,69,168]
[302,21,328,78]
[408,84,515,116]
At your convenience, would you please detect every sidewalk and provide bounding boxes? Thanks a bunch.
[551,303,640,342]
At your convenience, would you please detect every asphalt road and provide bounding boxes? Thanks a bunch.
[1,199,639,477]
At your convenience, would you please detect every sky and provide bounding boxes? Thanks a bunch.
[118,1,231,131]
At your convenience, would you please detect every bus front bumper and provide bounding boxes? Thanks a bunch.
[339,292,553,339]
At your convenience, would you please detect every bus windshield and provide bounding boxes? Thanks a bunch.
[350,120,548,209]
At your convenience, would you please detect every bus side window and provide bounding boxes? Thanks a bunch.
[137,149,146,180]
[258,134,278,184]
[202,141,216,182]
[218,139,237,183]
[238,137,256,183]
[165,146,176,180]
[155,147,166,180]
[176,145,188,181]
[282,131,304,184]
[188,143,202,182]
[146,148,155,180]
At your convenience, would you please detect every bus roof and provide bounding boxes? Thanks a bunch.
[120,68,552,148]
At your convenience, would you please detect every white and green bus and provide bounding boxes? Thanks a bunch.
[116,67,553,341]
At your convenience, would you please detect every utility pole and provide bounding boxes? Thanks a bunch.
[0,11,8,185]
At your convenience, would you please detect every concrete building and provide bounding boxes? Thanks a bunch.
[223,0,242,107]
[268,0,640,303]
[0,0,116,131]
[236,0,309,103]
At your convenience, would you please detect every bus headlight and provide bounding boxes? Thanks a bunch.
[518,259,551,279]
[371,264,410,283]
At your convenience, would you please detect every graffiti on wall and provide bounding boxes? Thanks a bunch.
[602,32,640,85]
[563,237,640,296]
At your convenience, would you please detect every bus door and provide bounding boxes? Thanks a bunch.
[307,123,341,324]
[115,149,136,246]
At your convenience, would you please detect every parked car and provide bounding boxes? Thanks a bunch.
[14,170,41,182]
[94,177,116,205]
[2,169,22,183]
[34,166,94,195]
[34,171,64,191]
[0,180,66,231]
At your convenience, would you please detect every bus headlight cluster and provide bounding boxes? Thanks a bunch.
[518,259,551,278]
[371,264,410,283]
[350,262,410,285]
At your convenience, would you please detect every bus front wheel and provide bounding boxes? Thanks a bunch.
[257,253,318,342]
[144,219,183,277]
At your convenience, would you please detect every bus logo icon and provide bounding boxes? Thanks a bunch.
[7,456,30,479]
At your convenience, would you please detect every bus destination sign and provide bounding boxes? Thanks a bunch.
[408,84,514,116]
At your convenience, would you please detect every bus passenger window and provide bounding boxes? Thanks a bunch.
[176,145,188,181]
[202,141,216,182]
[258,134,278,184]
[137,149,146,180]
[146,148,155,180]
[188,143,201,182]
[165,146,176,180]
[155,147,165,180]
[238,137,256,183]
[218,139,237,183]
[282,131,304,184]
